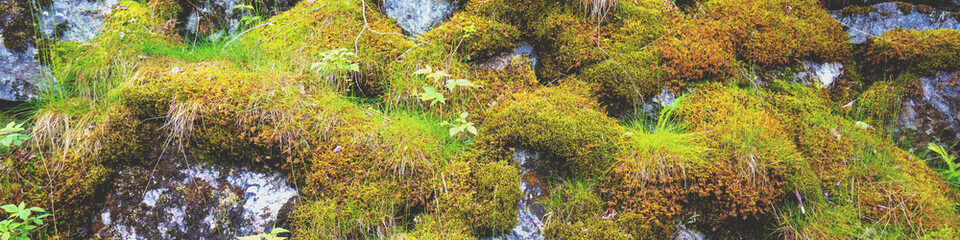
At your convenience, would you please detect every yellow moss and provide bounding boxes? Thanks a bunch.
[471,161,521,235]
[482,82,623,178]
[422,12,521,61]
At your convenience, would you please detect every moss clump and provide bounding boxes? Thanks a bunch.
[895,1,915,14]
[841,5,878,16]
[705,0,851,67]
[471,161,521,235]
[530,10,607,81]
[238,0,413,93]
[866,29,960,75]
[656,19,738,82]
[544,218,628,240]
[422,12,521,61]
[580,48,666,107]
[918,4,934,13]
[482,83,623,178]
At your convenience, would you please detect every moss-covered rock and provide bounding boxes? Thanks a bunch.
[471,161,521,235]
[482,83,623,178]
[865,29,960,75]
[422,12,521,61]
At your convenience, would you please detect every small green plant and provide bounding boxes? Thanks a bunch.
[444,112,477,137]
[0,122,28,148]
[234,5,263,29]
[413,65,451,83]
[311,48,360,91]
[418,87,447,106]
[1,202,50,240]
[236,226,290,240]
[444,78,475,92]
[928,143,960,182]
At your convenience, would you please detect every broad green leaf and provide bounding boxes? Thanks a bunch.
[449,127,458,137]
[466,125,477,135]
[15,225,35,231]
[459,112,468,119]
[0,205,16,213]
[26,207,43,213]
[18,210,28,220]
[236,235,262,240]
[413,66,432,75]
[3,232,10,240]
[272,227,291,234]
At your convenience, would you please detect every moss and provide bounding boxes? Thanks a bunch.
[531,10,607,81]
[895,2,915,14]
[237,0,412,93]
[655,19,738,82]
[482,83,623,178]
[581,48,665,106]
[471,161,521,235]
[866,29,960,75]
[841,5,878,16]
[422,12,521,61]
[917,4,934,13]
[706,0,851,67]
[851,80,903,127]
[544,218,628,240]
[99,107,160,167]
[98,1,181,51]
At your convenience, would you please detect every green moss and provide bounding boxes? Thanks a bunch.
[895,2,914,14]
[482,83,623,178]
[580,48,665,106]
[706,0,851,67]
[422,12,521,61]
[917,4,934,14]
[841,5,878,16]
[471,161,521,235]
[530,11,607,81]
[544,218,628,240]
[866,29,960,75]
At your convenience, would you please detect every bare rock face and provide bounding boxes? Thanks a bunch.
[97,158,297,239]
[382,0,455,35]
[896,71,960,153]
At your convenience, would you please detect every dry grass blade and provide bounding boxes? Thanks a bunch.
[582,0,617,22]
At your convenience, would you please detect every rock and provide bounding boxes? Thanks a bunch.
[180,0,298,41]
[831,2,960,44]
[98,158,297,239]
[674,223,707,240]
[382,0,455,35]
[794,61,844,88]
[475,42,537,70]
[485,149,547,240]
[896,71,960,153]
[0,45,45,101]
[39,0,120,43]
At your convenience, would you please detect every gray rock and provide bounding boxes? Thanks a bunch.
[896,71,960,153]
[39,0,119,43]
[0,44,46,101]
[794,61,844,88]
[831,2,960,44]
[674,223,707,240]
[98,159,297,239]
[382,0,455,35]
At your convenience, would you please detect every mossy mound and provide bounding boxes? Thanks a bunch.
[422,12,522,62]
[482,83,623,178]
[865,29,960,76]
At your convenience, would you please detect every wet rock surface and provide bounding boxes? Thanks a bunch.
[896,71,960,152]
[382,0,455,35]
[97,157,297,239]
[831,2,960,44]
[487,149,547,240]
